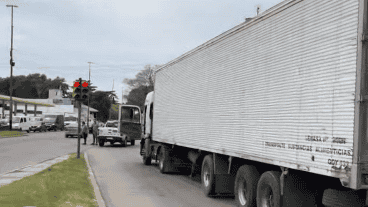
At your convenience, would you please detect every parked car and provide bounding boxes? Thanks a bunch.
[0,118,8,126]
[0,119,9,131]
[30,122,47,132]
[29,117,47,132]
[64,122,81,138]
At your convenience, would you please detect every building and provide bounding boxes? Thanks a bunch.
[0,89,98,121]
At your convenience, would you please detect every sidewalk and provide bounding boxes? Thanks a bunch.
[0,152,105,207]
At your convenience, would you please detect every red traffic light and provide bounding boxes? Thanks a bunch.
[82,82,88,87]
[74,82,80,87]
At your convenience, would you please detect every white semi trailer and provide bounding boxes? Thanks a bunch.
[139,0,368,206]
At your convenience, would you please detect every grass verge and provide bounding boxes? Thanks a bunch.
[0,131,24,138]
[0,153,98,207]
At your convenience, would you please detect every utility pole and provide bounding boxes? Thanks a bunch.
[87,62,94,133]
[6,5,18,130]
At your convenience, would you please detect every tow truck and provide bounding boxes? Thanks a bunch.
[98,105,141,147]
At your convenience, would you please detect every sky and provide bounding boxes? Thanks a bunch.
[0,0,283,103]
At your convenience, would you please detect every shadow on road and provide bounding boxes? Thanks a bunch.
[99,144,135,148]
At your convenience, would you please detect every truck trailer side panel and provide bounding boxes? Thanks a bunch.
[153,0,362,188]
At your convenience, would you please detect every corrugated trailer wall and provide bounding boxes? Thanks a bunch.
[154,0,359,180]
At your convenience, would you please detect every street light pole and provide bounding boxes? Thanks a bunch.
[6,5,18,130]
[87,62,94,134]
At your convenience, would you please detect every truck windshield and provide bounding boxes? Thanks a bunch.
[12,117,21,123]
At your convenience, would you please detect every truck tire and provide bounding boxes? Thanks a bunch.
[234,165,260,207]
[142,139,152,165]
[322,188,365,207]
[99,139,105,147]
[26,130,30,133]
[131,139,135,146]
[201,155,216,197]
[257,171,281,207]
[159,146,171,173]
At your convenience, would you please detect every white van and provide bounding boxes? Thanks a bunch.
[11,116,31,133]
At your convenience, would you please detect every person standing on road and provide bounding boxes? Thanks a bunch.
[82,121,88,145]
[92,120,99,145]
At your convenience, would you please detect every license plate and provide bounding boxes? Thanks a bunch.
[106,137,113,140]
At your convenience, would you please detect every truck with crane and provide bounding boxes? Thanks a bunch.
[138,0,368,206]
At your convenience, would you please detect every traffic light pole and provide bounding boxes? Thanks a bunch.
[77,78,82,159]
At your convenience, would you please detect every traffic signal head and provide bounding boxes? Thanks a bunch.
[81,81,89,100]
[72,80,82,99]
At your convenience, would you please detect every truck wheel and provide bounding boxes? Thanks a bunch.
[322,189,365,207]
[99,140,105,147]
[234,165,260,207]
[257,171,281,207]
[201,155,216,197]
[131,139,135,146]
[26,130,30,133]
[142,139,152,165]
[158,146,171,173]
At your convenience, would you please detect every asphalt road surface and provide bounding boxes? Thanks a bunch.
[1,131,236,206]
[0,130,95,175]
[87,144,236,207]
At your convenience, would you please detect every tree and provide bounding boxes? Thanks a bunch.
[123,64,158,90]
[123,64,160,110]
[88,90,118,122]
[124,85,152,110]
[0,73,69,99]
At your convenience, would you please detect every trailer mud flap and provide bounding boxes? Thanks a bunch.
[214,174,235,194]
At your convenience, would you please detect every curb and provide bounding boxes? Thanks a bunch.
[84,152,106,207]
[0,154,69,177]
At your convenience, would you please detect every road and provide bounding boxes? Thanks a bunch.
[1,131,236,206]
[0,130,95,175]
[87,144,235,207]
